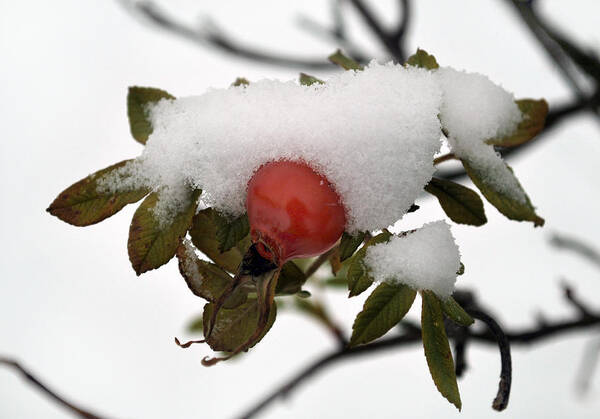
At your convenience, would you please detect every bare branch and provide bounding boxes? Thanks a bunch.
[550,233,600,270]
[0,358,109,419]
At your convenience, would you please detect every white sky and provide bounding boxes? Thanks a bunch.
[1,1,599,418]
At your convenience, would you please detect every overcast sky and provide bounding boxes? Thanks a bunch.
[1,1,599,418]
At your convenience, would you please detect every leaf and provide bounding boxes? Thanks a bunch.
[276,261,307,295]
[329,247,342,275]
[187,315,204,333]
[47,160,149,226]
[299,73,324,86]
[457,262,465,276]
[421,291,462,410]
[440,296,473,326]
[405,48,439,70]
[349,283,416,347]
[328,49,363,71]
[231,77,249,87]
[202,298,277,353]
[424,177,487,226]
[189,208,251,273]
[339,231,366,262]
[323,277,348,288]
[214,212,250,253]
[128,189,200,275]
[347,231,392,297]
[486,99,548,147]
[175,242,247,308]
[462,161,544,227]
[127,86,175,144]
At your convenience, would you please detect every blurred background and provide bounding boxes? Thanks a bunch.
[1,1,599,418]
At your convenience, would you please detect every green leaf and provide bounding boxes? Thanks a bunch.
[328,49,363,71]
[406,48,439,69]
[202,298,277,353]
[175,242,247,308]
[47,160,149,226]
[214,212,250,253]
[323,277,348,288]
[421,291,462,410]
[457,262,465,276]
[339,231,366,262]
[127,86,175,145]
[347,231,392,297]
[231,77,249,87]
[486,99,548,147]
[462,161,544,227]
[189,208,251,273]
[127,189,199,275]
[276,261,307,295]
[349,283,416,347]
[424,177,487,226]
[299,73,324,86]
[187,315,204,333]
[440,296,473,326]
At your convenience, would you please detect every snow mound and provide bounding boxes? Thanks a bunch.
[364,221,461,298]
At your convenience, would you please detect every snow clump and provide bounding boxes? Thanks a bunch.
[363,221,461,298]
[102,61,523,231]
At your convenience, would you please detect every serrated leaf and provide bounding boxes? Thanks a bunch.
[231,77,249,87]
[440,296,473,326]
[462,160,544,227]
[421,291,461,410]
[128,189,199,275]
[405,48,439,69]
[347,231,392,297]
[47,160,149,226]
[349,283,416,347]
[339,231,366,262]
[299,73,324,86]
[276,261,307,295]
[189,208,251,273]
[127,86,175,145]
[425,177,487,226]
[202,298,277,353]
[214,212,250,253]
[486,99,548,147]
[175,242,248,308]
[328,49,363,71]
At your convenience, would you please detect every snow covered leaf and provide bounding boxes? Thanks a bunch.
[486,99,548,147]
[176,241,247,308]
[299,73,324,86]
[189,208,251,274]
[349,282,416,347]
[127,86,175,145]
[328,49,363,71]
[214,212,250,253]
[406,48,439,70]
[339,231,367,262]
[47,160,149,226]
[128,189,199,275]
[421,291,462,410]
[440,296,474,326]
[463,161,544,227]
[424,177,487,226]
[231,77,249,87]
[202,297,277,353]
[347,231,392,297]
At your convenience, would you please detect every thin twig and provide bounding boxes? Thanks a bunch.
[0,358,108,419]
[550,233,600,270]
[467,310,512,411]
[304,246,338,279]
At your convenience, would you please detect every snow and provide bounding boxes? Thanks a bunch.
[435,67,527,203]
[100,62,525,230]
[363,221,461,298]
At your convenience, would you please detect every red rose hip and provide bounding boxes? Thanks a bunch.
[246,160,346,265]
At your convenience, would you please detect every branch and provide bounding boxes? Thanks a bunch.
[118,0,335,69]
[550,233,600,270]
[237,299,600,419]
[0,358,108,419]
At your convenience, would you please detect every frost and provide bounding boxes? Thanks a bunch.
[363,221,461,298]
[435,67,526,203]
[180,239,202,285]
[101,62,525,230]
